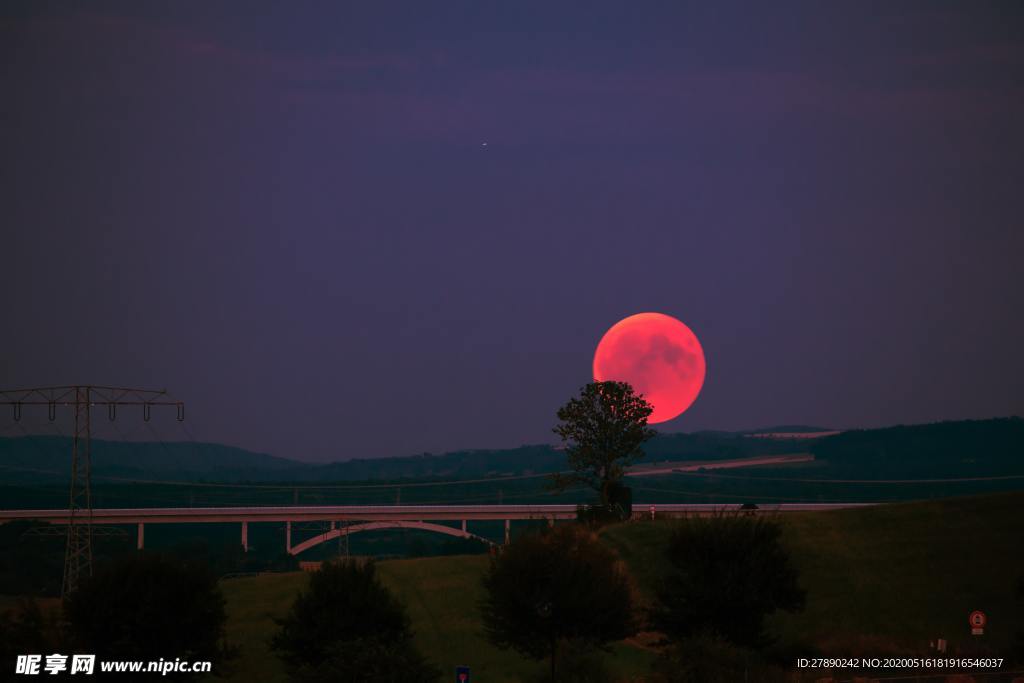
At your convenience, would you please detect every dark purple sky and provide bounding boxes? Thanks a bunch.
[2,2,1022,462]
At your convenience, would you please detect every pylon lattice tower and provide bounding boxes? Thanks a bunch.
[0,385,184,598]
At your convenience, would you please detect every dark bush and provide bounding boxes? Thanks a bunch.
[64,552,229,678]
[481,524,636,681]
[0,599,67,677]
[651,514,805,649]
[271,559,438,682]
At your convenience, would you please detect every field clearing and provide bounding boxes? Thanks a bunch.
[45,490,1022,681]
[773,493,1024,655]
[602,491,1024,658]
[219,557,653,683]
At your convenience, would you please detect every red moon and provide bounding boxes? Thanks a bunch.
[593,312,706,424]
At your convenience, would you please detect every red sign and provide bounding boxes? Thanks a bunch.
[969,610,987,628]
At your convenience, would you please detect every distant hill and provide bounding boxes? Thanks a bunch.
[0,428,826,485]
[0,430,810,485]
[0,418,1020,486]
[289,431,811,482]
[810,417,1024,476]
[739,424,832,434]
[0,436,301,484]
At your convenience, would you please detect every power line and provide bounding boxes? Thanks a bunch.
[0,384,184,598]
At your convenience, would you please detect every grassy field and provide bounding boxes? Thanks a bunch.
[219,557,654,683]
[211,493,1024,680]
[603,491,1024,658]
[218,571,304,682]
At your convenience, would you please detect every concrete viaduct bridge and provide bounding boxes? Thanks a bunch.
[0,503,876,555]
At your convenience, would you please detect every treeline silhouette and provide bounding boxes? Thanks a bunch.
[0,429,823,485]
[811,417,1024,475]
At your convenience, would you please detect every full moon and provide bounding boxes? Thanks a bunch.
[592,312,706,424]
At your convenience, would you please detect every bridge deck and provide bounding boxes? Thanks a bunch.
[0,502,877,525]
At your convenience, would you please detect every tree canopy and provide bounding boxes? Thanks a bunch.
[271,559,439,682]
[551,381,656,506]
[1,599,66,675]
[651,514,805,649]
[64,552,228,674]
[481,524,637,681]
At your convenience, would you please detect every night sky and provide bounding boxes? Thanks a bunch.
[2,2,1022,462]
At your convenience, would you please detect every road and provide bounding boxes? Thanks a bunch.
[625,453,815,477]
[0,501,875,525]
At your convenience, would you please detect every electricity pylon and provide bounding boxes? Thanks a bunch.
[0,385,184,598]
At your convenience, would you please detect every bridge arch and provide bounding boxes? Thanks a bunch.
[288,520,496,556]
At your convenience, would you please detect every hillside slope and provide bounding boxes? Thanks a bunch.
[220,492,1024,682]
[602,491,1024,657]
[3,418,1019,487]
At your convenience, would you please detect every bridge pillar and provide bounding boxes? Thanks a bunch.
[241,521,248,552]
[504,519,510,545]
[461,519,467,533]
[547,517,554,528]
[286,521,292,554]
[137,523,144,550]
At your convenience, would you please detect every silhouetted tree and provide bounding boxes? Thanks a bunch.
[271,559,439,682]
[551,381,655,507]
[64,552,228,677]
[481,525,637,681]
[1,599,67,676]
[651,514,805,649]
[0,520,80,597]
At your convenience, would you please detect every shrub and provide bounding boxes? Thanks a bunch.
[271,559,438,682]
[0,599,66,674]
[481,524,636,681]
[64,552,229,677]
[651,514,805,649]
